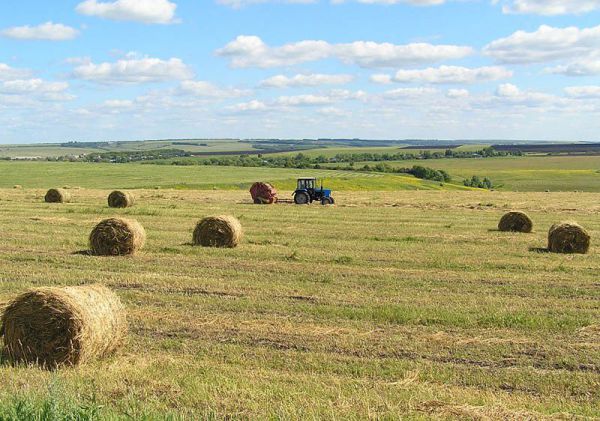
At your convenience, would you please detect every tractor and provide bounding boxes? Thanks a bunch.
[293,178,335,205]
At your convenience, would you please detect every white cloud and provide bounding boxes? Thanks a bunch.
[72,56,193,84]
[335,41,473,68]
[546,59,600,76]
[216,36,330,68]
[328,89,368,100]
[491,83,559,107]
[0,64,31,81]
[218,0,315,7]
[227,100,268,113]
[500,0,600,15]
[178,80,250,98]
[446,88,469,98]
[564,85,600,98]
[275,94,334,106]
[383,87,439,98]
[318,106,346,116]
[370,74,393,84]
[224,88,367,114]
[103,99,134,108]
[0,79,69,95]
[259,73,353,88]
[496,83,521,97]
[217,35,473,68]
[374,65,512,84]
[76,0,177,24]
[1,22,79,41]
[484,24,600,64]
[0,79,73,102]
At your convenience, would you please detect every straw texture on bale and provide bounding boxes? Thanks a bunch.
[108,190,135,208]
[1,284,127,368]
[89,218,146,256]
[548,221,590,254]
[193,215,243,248]
[45,188,71,203]
[498,211,533,233]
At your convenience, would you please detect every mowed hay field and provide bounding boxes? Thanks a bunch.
[0,188,599,419]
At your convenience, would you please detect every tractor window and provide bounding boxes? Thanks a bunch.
[297,179,315,189]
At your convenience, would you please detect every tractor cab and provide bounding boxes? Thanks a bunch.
[293,178,334,205]
[297,177,316,191]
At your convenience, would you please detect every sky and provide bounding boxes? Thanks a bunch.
[1,0,600,144]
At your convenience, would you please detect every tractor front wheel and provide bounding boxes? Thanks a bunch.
[321,197,333,205]
[294,192,310,205]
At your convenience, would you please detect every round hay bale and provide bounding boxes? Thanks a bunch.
[44,188,71,203]
[89,218,146,256]
[193,215,242,248]
[548,221,590,254]
[250,182,278,204]
[498,211,533,233]
[108,190,135,208]
[1,284,127,368]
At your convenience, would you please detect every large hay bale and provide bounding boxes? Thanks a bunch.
[45,188,71,203]
[498,211,533,233]
[193,215,242,248]
[89,218,146,256]
[1,284,127,368]
[250,182,278,204]
[108,190,135,208]
[548,221,591,254]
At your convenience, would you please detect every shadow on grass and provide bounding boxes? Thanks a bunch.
[72,250,93,256]
[529,247,550,253]
[489,229,535,233]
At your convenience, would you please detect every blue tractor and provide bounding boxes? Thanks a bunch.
[293,178,335,205]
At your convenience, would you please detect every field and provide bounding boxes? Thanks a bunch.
[0,140,257,159]
[327,155,600,192]
[0,161,472,191]
[0,181,599,418]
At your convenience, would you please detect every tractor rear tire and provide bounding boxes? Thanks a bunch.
[294,192,310,205]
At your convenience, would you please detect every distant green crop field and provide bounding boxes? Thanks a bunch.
[327,155,600,192]
[0,161,470,191]
[271,146,408,158]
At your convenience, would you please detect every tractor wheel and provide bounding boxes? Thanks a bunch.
[321,197,333,205]
[294,192,310,205]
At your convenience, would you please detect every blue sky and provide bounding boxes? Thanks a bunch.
[1,0,599,143]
